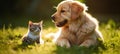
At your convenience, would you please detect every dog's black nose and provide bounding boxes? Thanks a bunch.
[51,16,55,21]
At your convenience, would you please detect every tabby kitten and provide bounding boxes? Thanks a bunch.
[22,21,44,44]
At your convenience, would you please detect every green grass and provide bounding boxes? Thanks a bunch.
[0,20,120,54]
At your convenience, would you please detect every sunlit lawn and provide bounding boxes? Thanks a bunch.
[0,20,120,54]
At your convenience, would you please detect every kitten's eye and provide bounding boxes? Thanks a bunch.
[61,10,65,13]
[30,28,35,31]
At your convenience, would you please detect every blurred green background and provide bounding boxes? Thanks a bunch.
[0,0,120,28]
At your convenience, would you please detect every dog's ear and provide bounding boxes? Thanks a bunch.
[71,2,86,19]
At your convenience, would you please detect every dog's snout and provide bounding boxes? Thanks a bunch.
[51,15,55,21]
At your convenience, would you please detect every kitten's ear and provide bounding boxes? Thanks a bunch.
[39,21,43,25]
[29,21,33,26]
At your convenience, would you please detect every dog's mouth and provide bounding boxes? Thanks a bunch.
[55,19,68,27]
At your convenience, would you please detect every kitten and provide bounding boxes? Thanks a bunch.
[22,21,44,44]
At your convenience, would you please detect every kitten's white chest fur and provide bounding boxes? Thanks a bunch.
[27,32,40,40]
[28,31,44,44]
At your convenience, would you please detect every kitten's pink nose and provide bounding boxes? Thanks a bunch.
[36,30,40,32]
[34,28,40,32]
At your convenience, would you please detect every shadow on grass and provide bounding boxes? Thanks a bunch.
[55,41,106,54]
[13,42,38,51]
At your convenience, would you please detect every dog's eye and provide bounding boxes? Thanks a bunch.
[61,10,65,13]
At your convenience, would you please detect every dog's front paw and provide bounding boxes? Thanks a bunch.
[56,39,70,48]
[79,39,96,48]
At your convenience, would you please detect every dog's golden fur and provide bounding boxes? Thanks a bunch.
[51,0,103,48]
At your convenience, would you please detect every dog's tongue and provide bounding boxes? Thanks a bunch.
[56,20,68,27]
[55,23,61,27]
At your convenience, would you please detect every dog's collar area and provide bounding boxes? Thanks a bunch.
[56,19,68,27]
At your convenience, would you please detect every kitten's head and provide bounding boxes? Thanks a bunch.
[28,21,43,34]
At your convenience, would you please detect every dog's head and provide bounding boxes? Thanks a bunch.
[51,0,88,27]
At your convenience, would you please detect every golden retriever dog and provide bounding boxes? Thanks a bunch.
[51,0,104,48]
